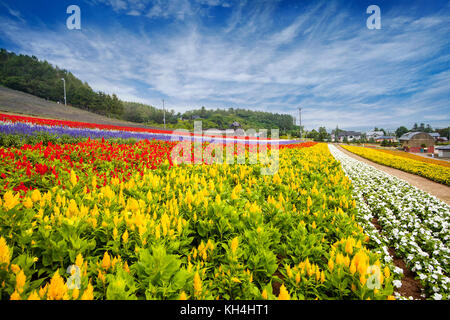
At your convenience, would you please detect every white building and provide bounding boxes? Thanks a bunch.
[436,145,450,158]
[366,131,384,140]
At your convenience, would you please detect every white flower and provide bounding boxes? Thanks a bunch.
[433,293,442,300]
[393,280,402,288]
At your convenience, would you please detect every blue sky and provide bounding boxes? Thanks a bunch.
[0,0,449,131]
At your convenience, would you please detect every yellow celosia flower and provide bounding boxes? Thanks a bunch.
[387,295,395,300]
[15,269,26,293]
[23,197,33,209]
[72,288,80,300]
[27,290,40,300]
[345,239,353,255]
[39,284,48,299]
[179,291,188,300]
[10,264,20,273]
[10,290,21,300]
[261,289,268,299]
[230,237,239,255]
[349,262,356,275]
[122,230,129,243]
[278,284,290,300]
[360,274,367,286]
[307,196,312,208]
[101,251,111,270]
[328,259,334,272]
[31,189,41,203]
[193,272,202,297]
[3,190,20,211]
[295,272,301,284]
[81,282,94,300]
[0,237,11,267]
[75,253,84,268]
[47,271,69,300]
[123,261,130,273]
[70,169,77,187]
[231,277,241,283]
[384,266,390,279]
[286,265,293,278]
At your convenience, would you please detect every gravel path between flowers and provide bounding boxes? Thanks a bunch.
[336,145,450,205]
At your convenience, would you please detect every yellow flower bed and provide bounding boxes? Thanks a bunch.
[376,149,450,168]
[0,142,395,300]
[341,145,450,185]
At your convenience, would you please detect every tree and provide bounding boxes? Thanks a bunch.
[318,127,329,141]
[424,124,433,133]
[306,129,319,140]
[418,123,425,132]
[395,126,409,138]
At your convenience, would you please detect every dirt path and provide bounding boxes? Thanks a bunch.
[336,145,450,205]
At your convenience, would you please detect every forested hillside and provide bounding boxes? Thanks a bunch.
[0,49,123,117]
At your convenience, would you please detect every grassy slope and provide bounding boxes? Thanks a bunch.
[0,85,166,130]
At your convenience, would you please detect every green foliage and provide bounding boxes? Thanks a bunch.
[0,49,123,118]
[395,126,409,138]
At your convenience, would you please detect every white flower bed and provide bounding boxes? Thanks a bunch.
[328,144,450,300]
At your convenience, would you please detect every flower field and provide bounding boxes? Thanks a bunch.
[0,113,300,146]
[375,149,450,168]
[341,145,450,186]
[0,125,399,300]
[329,145,450,300]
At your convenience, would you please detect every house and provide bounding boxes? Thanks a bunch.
[337,131,361,142]
[429,132,448,142]
[399,132,435,153]
[436,145,450,158]
[374,136,396,143]
[429,132,440,140]
[366,131,384,140]
[230,121,242,130]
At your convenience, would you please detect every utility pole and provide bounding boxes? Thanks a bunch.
[298,107,302,139]
[61,78,66,107]
[162,99,166,129]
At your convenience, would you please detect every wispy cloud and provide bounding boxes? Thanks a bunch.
[0,0,448,130]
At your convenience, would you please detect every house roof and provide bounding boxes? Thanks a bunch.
[429,132,440,137]
[436,145,450,150]
[338,131,361,137]
[366,131,384,136]
[399,131,429,140]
